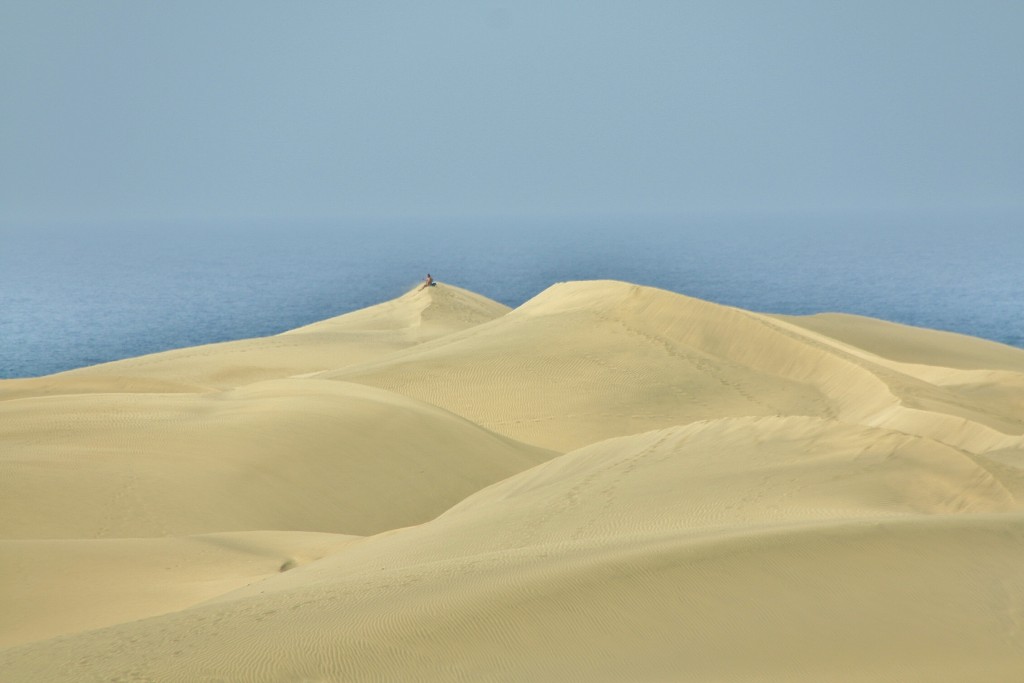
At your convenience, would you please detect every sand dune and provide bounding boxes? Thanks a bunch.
[0,378,552,538]
[778,311,1024,372]
[3,280,1024,681]
[324,281,1024,453]
[0,282,507,398]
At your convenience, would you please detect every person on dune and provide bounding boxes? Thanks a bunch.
[419,273,435,291]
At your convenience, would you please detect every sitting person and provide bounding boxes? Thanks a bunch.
[418,273,435,290]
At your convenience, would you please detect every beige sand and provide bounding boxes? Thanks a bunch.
[2,280,1023,681]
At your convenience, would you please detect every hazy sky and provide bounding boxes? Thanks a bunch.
[2,1,1022,227]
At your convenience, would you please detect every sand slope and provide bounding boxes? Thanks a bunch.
[3,280,1024,681]
[0,531,359,648]
[4,418,1023,681]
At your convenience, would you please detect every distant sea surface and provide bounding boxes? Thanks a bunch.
[2,212,1022,379]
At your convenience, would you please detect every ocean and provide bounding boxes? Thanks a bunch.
[2,211,1022,379]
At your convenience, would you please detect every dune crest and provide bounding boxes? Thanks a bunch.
[3,279,1024,681]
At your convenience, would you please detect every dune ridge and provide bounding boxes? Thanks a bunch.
[2,280,1023,681]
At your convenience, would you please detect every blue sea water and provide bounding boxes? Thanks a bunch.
[2,212,1022,379]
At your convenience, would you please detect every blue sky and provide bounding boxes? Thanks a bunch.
[2,1,1022,228]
